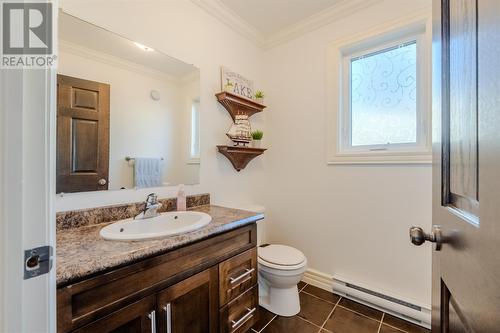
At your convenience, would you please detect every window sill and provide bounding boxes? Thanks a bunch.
[328,152,432,165]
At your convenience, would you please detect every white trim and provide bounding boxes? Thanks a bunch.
[302,268,334,291]
[0,45,4,333]
[302,268,431,328]
[341,38,425,152]
[190,0,264,47]
[187,158,201,165]
[326,9,433,165]
[1,3,58,329]
[191,0,384,49]
[59,40,181,83]
[189,100,201,163]
[264,0,384,49]
[1,48,58,333]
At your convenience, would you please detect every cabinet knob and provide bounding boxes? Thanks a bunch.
[98,178,107,186]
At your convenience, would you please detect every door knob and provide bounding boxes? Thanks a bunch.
[409,225,443,251]
[98,178,107,186]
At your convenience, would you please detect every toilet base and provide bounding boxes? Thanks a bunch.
[258,280,300,317]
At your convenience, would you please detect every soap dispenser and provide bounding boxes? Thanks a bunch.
[176,184,187,211]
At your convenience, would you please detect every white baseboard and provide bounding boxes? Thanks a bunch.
[301,268,431,329]
[302,268,334,291]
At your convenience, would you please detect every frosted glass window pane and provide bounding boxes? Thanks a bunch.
[350,42,417,146]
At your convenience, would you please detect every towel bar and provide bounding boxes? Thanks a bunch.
[125,156,164,161]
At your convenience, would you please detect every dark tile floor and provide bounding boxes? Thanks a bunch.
[250,281,430,333]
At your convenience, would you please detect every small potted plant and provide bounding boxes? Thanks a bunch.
[251,130,264,148]
[225,81,234,93]
[254,91,265,104]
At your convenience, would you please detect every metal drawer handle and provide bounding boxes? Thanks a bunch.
[229,268,255,284]
[231,307,256,329]
[147,310,156,333]
[163,303,172,333]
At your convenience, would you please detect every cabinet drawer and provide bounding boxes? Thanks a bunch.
[220,285,259,333]
[219,248,257,306]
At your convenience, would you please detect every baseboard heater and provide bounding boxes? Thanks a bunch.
[332,277,431,328]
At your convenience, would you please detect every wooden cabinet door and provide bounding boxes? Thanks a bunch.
[56,74,110,193]
[157,267,218,333]
[72,295,156,333]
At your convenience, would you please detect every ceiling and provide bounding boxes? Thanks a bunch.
[59,12,198,78]
[220,0,340,35]
[192,0,384,48]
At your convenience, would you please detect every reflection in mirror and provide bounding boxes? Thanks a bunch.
[57,12,200,194]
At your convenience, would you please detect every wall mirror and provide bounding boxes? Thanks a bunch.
[57,12,200,194]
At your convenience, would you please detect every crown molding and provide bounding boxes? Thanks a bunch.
[58,40,180,83]
[327,6,432,50]
[263,0,384,49]
[190,0,265,48]
[191,0,387,49]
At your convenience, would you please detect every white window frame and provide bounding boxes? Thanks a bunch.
[188,99,200,164]
[326,15,432,164]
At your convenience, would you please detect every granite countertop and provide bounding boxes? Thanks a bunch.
[56,205,264,286]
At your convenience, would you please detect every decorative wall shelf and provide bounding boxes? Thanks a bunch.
[216,91,266,121]
[217,146,266,171]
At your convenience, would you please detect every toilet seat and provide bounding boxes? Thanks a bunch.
[258,245,306,271]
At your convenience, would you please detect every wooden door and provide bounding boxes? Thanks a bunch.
[56,74,110,193]
[72,295,156,333]
[156,267,218,333]
[430,0,500,331]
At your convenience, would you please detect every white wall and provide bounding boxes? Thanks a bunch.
[59,45,199,188]
[262,0,433,307]
[57,0,265,212]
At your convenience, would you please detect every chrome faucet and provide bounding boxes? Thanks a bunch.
[135,193,162,220]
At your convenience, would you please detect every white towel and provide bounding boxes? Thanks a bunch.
[134,158,162,188]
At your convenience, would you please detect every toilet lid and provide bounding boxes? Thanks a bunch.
[258,244,306,266]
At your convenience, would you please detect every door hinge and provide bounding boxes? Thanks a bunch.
[24,245,53,280]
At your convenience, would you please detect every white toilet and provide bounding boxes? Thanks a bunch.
[257,244,308,317]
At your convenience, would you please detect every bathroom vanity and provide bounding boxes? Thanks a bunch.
[56,203,263,333]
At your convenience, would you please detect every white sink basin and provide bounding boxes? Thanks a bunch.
[100,211,212,241]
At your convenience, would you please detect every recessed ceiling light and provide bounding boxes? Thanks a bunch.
[134,42,154,52]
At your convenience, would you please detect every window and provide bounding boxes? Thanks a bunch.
[327,20,431,164]
[350,41,417,147]
[189,100,200,163]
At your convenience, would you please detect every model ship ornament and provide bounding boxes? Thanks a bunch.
[227,114,252,146]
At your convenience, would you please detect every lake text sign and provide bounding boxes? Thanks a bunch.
[221,66,254,100]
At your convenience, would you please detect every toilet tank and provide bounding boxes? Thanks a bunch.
[242,205,266,246]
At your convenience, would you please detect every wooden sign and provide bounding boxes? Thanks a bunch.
[221,66,254,100]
